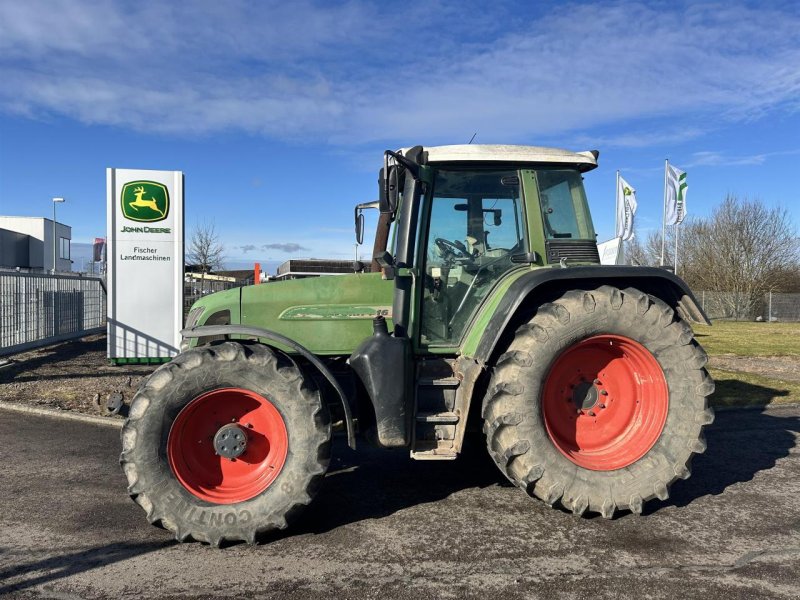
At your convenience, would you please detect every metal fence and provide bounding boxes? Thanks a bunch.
[697,290,800,322]
[183,278,241,319]
[0,271,107,356]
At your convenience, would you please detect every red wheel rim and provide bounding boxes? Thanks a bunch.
[542,335,668,471]
[167,388,288,503]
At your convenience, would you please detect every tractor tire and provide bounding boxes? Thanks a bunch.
[482,285,714,518]
[120,342,331,545]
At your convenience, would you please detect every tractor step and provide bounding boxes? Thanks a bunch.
[409,445,458,460]
[416,411,459,423]
[411,359,462,460]
[418,377,461,387]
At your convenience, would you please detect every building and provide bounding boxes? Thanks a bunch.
[0,216,72,273]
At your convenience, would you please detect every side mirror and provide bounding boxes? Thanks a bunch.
[355,211,365,245]
[379,165,400,214]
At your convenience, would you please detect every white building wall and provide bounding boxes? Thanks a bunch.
[0,216,72,272]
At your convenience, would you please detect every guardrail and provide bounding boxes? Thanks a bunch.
[0,271,107,356]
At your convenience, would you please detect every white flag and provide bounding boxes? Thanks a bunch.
[665,164,688,225]
[616,175,637,241]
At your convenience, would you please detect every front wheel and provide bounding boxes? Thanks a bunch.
[120,342,331,545]
[483,286,714,517]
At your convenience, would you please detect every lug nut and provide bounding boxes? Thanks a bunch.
[593,379,601,385]
[599,403,606,409]
[600,390,608,396]
[588,410,596,417]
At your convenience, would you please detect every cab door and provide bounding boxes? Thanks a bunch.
[416,169,528,349]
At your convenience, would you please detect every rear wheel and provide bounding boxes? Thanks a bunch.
[120,342,331,545]
[483,286,714,517]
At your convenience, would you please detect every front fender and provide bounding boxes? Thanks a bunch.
[181,324,356,449]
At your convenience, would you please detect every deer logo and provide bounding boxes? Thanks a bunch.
[121,180,170,223]
[130,186,165,217]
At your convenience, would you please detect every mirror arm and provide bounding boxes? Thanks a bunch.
[375,251,396,281]
[385,150,421,179]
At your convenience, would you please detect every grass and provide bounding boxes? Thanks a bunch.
[691,321,800,357]
[708,368,800,409]
[690,321,800,408]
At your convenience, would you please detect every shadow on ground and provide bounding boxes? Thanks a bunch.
[711,374,792,408]
[277,432,509,539]
[283,400,799,533]
[295,388,800,530]
[646,402,799,513]
[0,541,175,595]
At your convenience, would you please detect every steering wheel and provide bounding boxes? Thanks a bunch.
[434,237,472,261]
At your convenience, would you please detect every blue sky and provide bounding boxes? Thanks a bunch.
[1,0,798,272]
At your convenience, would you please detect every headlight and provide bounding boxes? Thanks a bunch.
[181,307,205,352]
[185,306,205,329]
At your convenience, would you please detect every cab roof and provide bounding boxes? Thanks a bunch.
[413,144,599,172]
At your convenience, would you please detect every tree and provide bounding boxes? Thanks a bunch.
[623,196,799,318]
[186,221,225,293]
[623,227,676,267]
[680,196,798,318]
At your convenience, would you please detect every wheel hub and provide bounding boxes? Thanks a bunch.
[572,381,598,410]
[213,423,248,459]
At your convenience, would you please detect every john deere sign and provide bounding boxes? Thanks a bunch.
[120,181,169,222]
[107,168,184,363]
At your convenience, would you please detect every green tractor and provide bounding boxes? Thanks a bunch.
[120,145,714,545]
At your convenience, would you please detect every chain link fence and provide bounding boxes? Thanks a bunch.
[697,290,800,321]
[0,271,107,356]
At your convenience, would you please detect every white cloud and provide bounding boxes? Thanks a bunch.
[685,148,800,168]
[1,1,799,145]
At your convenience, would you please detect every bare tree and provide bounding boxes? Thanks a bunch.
[624,227,676,267]
[622,197,798,318]
[187,221,225,293]
[681,196,799,318]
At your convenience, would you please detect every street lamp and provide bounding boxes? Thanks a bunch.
[52,197,65,273]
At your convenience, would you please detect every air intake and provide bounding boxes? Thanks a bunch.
[545,240,601,264]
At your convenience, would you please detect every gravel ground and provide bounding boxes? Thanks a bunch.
[709,355,800,383]
[1,407,798,599]
[0,335,153,418]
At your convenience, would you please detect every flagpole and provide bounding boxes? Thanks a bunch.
[615,170,622,264]
[615,170,620,235]
[674,222,680,276]
[660,159,668,266]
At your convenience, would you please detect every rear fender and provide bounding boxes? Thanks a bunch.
[471,265,709,365]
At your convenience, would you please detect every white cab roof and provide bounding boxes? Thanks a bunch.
[415,144,598,171]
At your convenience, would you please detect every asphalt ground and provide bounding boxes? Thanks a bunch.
[0,406,798,599]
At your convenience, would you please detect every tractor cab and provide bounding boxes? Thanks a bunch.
[370,145,600,347]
